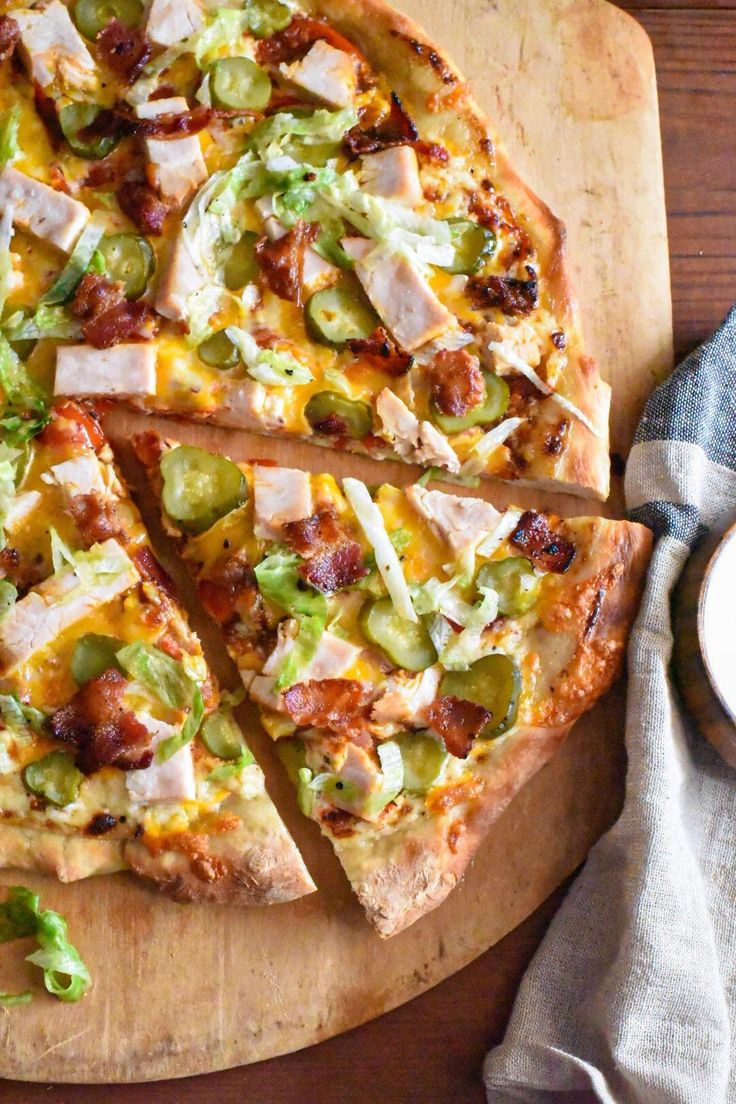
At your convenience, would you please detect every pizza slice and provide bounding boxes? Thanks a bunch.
[135,434,651,936]
[0,0,608,498]
[0,400,314,905]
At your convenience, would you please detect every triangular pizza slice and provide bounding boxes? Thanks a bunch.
[0,401,314,905]
[135,433,650,935]
[2,0,607,497]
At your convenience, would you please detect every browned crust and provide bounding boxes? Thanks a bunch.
[116,0,611,499]
[299,0,610,499]
[123,798,315,906]
[334,515,651,937]
[0,822,128,881]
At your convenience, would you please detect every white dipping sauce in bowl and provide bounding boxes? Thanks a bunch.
[699,525,736,724]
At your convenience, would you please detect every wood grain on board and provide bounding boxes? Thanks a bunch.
[1,0,673,1090]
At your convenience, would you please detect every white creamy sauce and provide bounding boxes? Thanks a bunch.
[701,530,736,720]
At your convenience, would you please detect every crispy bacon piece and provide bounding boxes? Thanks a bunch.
[86,812,118,835]
[428,348,485,417]
[47,669,152,774]
[0,15,19,62]
[198,552,264,628]
[117,179,168,236]
[0,547,44,593]
[465,275,539,316]
[426,695,491,758]
[510,510,575,573]
[68,492,127,547]
[133,430,166,471]
[256,15,365,67]
[78,104,212,146]
[347,326,413,376]
[96,19,152,83]
[34,84,64,149]
[282,678,373,737]
[319,807,357,838]
[71,273,154,348]
[344,92,418,158]
[132,545,177,600]
[40,401,105,452]
[282,507,368,594]
[255,220,318,305]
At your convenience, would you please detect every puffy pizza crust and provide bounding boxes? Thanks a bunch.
[301,0,611,498]
[332,516,652,936]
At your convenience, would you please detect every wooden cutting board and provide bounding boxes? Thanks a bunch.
[0,0,672,1082]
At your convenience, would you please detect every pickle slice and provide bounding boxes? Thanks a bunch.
[161,446,247,535]
[23,751,84,808]
[359,598,437,672]
[440,654,520,739]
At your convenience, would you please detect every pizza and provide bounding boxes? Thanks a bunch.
[134,435,651,936]
[0,399,315,905]
[0,0,608,500]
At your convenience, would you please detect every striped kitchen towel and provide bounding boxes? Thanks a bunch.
[484,306,736,1103]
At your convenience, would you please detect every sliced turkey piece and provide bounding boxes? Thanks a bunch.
[55,345,157,398]
[279,40,357,108]
[0,167,89,253]
[13,1,96,91]
[136,97,207,208]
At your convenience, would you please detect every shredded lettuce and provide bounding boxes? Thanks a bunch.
[116,642,204,761]
[437,585,500,670]
[0,204,14,320]
[254,549,327,619]
[0,106,21,169]
[0,442,20,550]
[0,578,16,621]
[49,527,76,573]
[3,303,81,342]
[343,478,416,623]
[0,338,49,447]
[195,8,254,66]
[207,744,255,782]
[249,107,358,160]
[39,221,104,307]
[0,693,44,736]
[274,613,325,691]
[0,885,91,1003]
[226,326,313,385]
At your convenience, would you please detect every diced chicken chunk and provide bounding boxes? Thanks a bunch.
[14,1,96,91]
[136,97,207,208]
[256,196,339,293]
[414,420,461,473]
[279,40,357,108]
[218,380,287,432]
[360,147,422,207]
[125,715,196,803]
[253,466,312,541]
[4,490,41,532]
[154,232,204,322]
[0,540,138,672]
[55,345,157,398]
[371,666,441,727]
[145,0,203,47]
[45,454,108,498]
[0,167,89,253]
[264,620,362,681]
[342,238,454,351]
[376,388,460,473]
[247,674,282,713]
[406,485,501,555]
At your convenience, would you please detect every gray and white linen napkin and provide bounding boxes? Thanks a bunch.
[484,306,736,1103]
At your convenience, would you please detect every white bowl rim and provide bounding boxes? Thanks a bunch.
[697,521,736,726]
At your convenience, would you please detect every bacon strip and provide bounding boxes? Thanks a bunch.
[40,401,105,452]
[510,510,576,573]
[344,92,418,158]
[0,16,19,62]
[116,179,168,236]
[426,694,491,758]
[198,552,266,634]
[68,492,127,548]
[34,84,64,150]
[96,19,152,83]
[132,545,177,601]
[256,16,366,67]
[465,275,539,316]
[47,669,152,774]
[428,348,485,417]
[78,104,213,146]
[71,273,155,348]
[347,326,413,376]
[282,678,373,737]
[255,220,318,305]
[282,508,368,594]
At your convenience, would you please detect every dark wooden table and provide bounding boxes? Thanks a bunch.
[5,3,735,1101]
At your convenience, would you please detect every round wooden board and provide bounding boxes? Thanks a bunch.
[0,0,672,1083]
